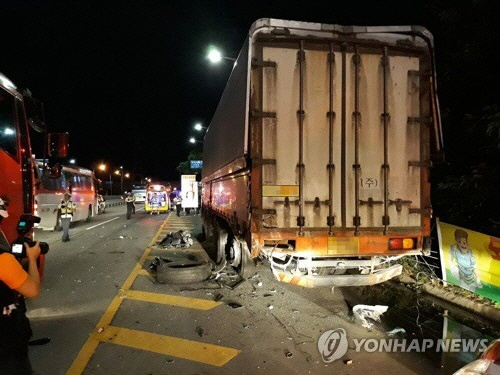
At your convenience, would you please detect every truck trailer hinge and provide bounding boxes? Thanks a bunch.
[296,216,305,227]
[408,70,431,79]
[251,58,277,68]
[382,215,390,225]
[388,198,413,213]
[326,111,336,119]
[297,50,306,63]
[407,116,432,126]
[327,216,335,226]
[359,197,383,207]
[274,198,299,207]
[408,160,432,168]
[250,110,276,118]
[304,197,329,207]
[353,216,361,226]
[409,207,432,215]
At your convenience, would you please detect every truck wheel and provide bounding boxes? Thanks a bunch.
[156,261,212,284]
[215,227,228,264]
[230,238,255,279]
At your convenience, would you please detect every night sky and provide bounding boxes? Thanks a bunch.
[2,0,499,183]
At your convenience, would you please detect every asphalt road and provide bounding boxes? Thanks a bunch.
[26,205,442,375]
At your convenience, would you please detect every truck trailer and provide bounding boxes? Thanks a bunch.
[201,19,443,287]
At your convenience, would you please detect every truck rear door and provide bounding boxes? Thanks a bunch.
[256,36,430,234]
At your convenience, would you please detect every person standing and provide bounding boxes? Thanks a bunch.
[174,195,182,216]
[125,192,135,220]
[0,240,41,374]
[56,192,76,242]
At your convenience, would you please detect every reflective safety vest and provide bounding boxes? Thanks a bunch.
[60,200,76,218]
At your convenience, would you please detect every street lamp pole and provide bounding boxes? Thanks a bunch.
[120,166,124,194]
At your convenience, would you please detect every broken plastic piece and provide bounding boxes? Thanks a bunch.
[227,302,243,309]
[386,327,406,336]
[352,304,388,329]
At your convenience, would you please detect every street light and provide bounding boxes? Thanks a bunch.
[69,159,76,164]
[98,163,106,172]
[189,137,203,144]
[207,47,236,64]
[194,123,207,131]
[125,173,130,179]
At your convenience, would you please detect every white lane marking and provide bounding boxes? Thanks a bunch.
[86,217,120,230]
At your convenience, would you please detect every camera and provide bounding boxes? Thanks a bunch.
[10,215,49,259]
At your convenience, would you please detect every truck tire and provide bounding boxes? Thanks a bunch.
[215,226,228,264]
[230,238,256,279]
[156,261,212,284]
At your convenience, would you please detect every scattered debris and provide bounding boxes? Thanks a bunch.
[285,351,293,358]
[227,302,243,309]
[352,304,388,329]
[292,308,300,314]
[157,230,194,248]
[224,278,246,290]
[263,293,273,297]
[256,281,263,287]
[119,235,124,239]
[166,359,174,364]
[344,359,353,365]
[269,288,277,293]
[243,324,250,329]
[386,327,406,336]
[268,304,274,310]
[214,293,223,302]
[97,327,104,333]
[196,327,204,337]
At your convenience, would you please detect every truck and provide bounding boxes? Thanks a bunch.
[0,72,66,267]
[201,19,443,287]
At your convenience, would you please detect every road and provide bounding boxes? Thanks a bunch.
[27,204,452,374]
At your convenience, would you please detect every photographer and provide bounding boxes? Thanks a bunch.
[0,239,41,374]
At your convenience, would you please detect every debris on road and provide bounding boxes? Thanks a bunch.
[97,327,104,333]
[344,359,353,365]
[196,326,204,337]
[227,302,243,309]
[386,327,406,336]
[352,304,388,329]
[285,351,293,358]
[214,293,223,302]
[157,230,194,248]
[268,304,274,310]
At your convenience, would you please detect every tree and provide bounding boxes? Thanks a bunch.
[176,150,203,175]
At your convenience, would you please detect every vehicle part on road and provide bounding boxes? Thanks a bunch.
[352,304,388,330]
[156,260,212,284]
[226,302,243,309]
[386,327,406,336]
[157,230,194,248]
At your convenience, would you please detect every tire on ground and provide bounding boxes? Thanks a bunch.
[156,261,212,284]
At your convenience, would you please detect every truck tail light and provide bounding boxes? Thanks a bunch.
[34,200,38,214]
[389,238,416,250]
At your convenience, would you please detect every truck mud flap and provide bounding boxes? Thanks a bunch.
[272,264,402,288]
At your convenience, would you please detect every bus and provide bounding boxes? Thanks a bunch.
[131,184,147,203]
[34,163,98,230]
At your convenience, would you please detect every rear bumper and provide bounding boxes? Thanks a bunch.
[273,264,403,288]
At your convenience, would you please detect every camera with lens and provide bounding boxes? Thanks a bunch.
[10,215,49,259]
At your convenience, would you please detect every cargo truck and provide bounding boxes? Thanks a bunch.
[201,19,443,287]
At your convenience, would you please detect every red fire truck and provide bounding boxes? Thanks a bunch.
[0,72,66,269]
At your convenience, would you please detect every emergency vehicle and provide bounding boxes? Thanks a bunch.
[145,184,169,214]
[0,72,66,265]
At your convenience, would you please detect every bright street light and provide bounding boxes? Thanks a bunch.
[207,47,236,64]
[115,170,120,175]
[125,173,130,178]
[69,159,76,164]
[194,123,206,131]
[208,48,222,63]
[98,163,106,171]
[189,137,196,144]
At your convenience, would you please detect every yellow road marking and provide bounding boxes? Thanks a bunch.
[67,216,169,375]
[122,290,221,310]
[100,326,240,367]
[67,213,240,374]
